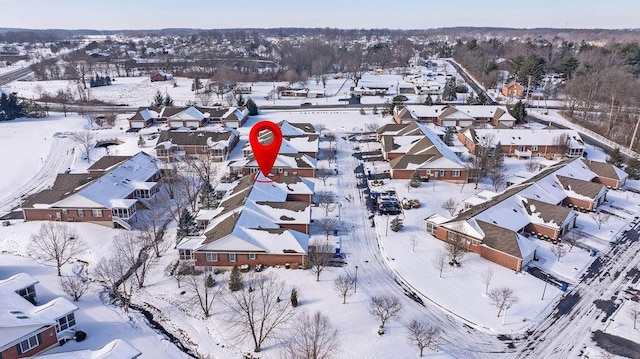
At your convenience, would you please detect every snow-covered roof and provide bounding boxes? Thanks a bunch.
[52,152,160,210]
[471,128,585,148]
[36,339,141,359]
[0,273,77,351]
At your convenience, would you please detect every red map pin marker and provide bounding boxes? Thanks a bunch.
[249,121,282,179]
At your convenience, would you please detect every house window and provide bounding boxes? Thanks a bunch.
[17,285,36,302]
[425,222,436,235]
[447,231,458,241]
[56,312,76,332]
[277,168,284,173]
[472,239,480,246]
[518,145,526,152]
[248,253,257,260]
[77,209,85,217]
[18,334,40,354]
[452,170,460,177]
[438,170,445,177]
[228,253,236,262]
[179,249,193,260]
[92,209,103,217]
[61,209,68,215]
[201,146,208,152]
[203,266,213,273]
[531,145,538,151]
[205,253,218,262]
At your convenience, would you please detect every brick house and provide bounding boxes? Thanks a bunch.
[177,174,314,270]
[502,80,525,99]
[458,127,585,159]
[221,107,249,128]
[425,158,611,271]
[242,121,320,159]
[154,128,240,161]
[393,105,516,127]
[150,71,173,82]
[581,159,628,189]
[231,153,318,178]
[0,273,78,358]
[128,106,227,129]
[382,122,468,183]
[22,152,162,230]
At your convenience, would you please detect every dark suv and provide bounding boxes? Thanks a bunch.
[379,202,401,215]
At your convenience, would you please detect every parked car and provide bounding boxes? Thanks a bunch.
[300,102,312,108]
[327,258,346,267]
[379,202,402,215]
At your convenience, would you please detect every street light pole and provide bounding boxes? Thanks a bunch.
[354,265,358,293]
[541,274,549,300]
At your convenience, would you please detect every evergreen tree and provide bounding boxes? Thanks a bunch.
[443,127,454,146]
[152,90,164,107]
[0,92,25,120]
[206,273,215,288]
[236,94,245,107]
[510,100,527,123]
[199,181,217,209]
[176,208,197,239]
[626,157,640,180]
[245,97,259,116]
[466,93,476,105]
[442,77,457,101]
[410,169,422,188]
[229,264,243,291]
[290,288,298,307]
[476,92,488,105]
[390,217,404,232]
[191,78,202,93]
[607,148,624,167]
[423,95,433,106]
[163,93,174,106]
[137,135,146,148]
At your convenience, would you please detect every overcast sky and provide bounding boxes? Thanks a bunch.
[0,0,637,30]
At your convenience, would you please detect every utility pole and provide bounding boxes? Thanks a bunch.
[526,75,532,107]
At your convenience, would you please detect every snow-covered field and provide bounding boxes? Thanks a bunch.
[0,91,638,357]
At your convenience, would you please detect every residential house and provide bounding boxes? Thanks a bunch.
[221,107,249,128]
[393,105,516,127]
[36,339,141,359]
[177,174,314,269]
[128,106,228,129]
[458,128,585,159]
[150,71,173,82]
[154,128,240,161]
[581,159,628,189]
[425,158,613,271]
[22,152,162,230]
[502,80,525,99]
[0,273,78,358]
[242,120,320,159]
[381,122,468,183]
[231,153,318,178]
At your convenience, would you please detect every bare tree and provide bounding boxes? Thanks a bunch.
[466,154,488,190]
[60,275,89,301]
[316,191,337,216]
[488,287,519,317]
[369,295,403,329]
[481,268,494,295]
[333,274,355,304]
[550,243,568,263]
[627,302,640,330]
[441,198,459,217]
[591,211,611,230]
[164,259,191,288]
[224,273,295,352]
[187,271,222,318]
[29,222,85,276]
[174,169,202,212]
[308,240,334,282]
[184,153,220,185]
[137,195,172,258]
[70,130,96,163]
[563,231,583,252]
[112,231,155,289]
[365,123,380,133]
[316,166,333,186]
[224,92,235,107]
[315,216,341,240]
[553,133,571,157]
[525,158,540,173]
[487,164,507,191]
[406,319,440,357]
[285,311,340,359]
[94,252,136,312]
[446,229,467,267]
[197,90,213,107]
[432,249,447,279]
